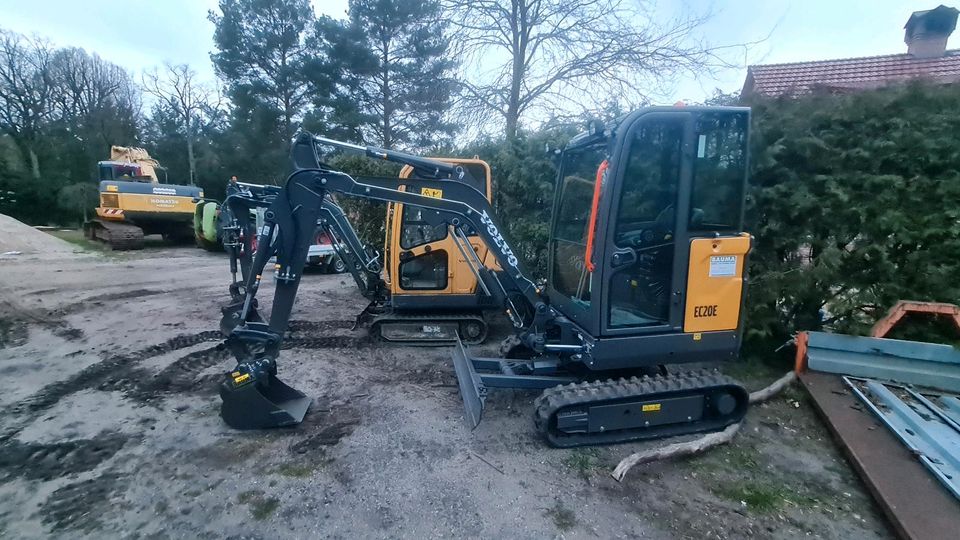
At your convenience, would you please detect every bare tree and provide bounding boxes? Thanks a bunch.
[51,47,141,157]
[142,63,213,185]
[444,0,742,138]
[0,30,56,179]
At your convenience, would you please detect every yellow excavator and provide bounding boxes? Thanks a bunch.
[361,158,500,343]
[218,156,501,345]
[84,146,202,249]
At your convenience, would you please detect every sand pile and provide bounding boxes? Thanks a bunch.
[0,214,78,254]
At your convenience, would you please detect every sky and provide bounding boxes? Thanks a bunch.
[0,0,954,104]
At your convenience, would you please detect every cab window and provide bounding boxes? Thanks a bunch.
[689,112,748,231]
[550,142,605,308]
[608,119,684,328]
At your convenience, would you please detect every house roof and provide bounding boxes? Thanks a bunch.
[742,49,960,97]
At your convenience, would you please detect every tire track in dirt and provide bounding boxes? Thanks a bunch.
[0,288,88,342]
[0,432,129,481]
[40,472,127,533]
[50,288,169,317]
[2,320,367,439]
[0,331,223,443]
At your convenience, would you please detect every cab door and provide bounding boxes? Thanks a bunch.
[600,112,695,336]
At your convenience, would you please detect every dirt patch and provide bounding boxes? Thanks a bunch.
[91,288,166,302]
[0,247,893,539]
[40,473,126,532]
[289,421,358,453]
[236,489,280,521]
[0,432,128,481]
[12,330,223,419]
[0,318,29,348]
[188,437,264,470]
[544,499,578,532]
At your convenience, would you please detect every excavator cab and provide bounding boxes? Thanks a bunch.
[454,107,753,445]
[368,160,500,343]
[547,109,750,340]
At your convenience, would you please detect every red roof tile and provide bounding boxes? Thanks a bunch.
[743,50,960,97]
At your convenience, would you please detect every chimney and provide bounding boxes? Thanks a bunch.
[904,5,959,58]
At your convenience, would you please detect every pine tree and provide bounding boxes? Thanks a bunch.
[315,0,456,150]
[209,0,320,176]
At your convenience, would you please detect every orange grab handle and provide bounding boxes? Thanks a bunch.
[584,159,608,272]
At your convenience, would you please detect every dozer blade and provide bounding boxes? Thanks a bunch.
[452,337,486,429]
[219,373,311,429]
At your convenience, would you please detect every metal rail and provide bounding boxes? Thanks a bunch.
[844,376,960,501]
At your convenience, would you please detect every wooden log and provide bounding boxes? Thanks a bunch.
[611,371,796,482]
[611,422,741,481]
[749,371,797,404]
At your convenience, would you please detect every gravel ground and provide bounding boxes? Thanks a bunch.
[0,231,892,539]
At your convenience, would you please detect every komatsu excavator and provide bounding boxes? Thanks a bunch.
[85,146,201,249]
[217,106,753,447]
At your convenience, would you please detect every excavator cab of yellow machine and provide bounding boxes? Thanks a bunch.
[215,107,753,447]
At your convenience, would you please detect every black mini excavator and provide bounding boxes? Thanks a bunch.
[218,106,754,447]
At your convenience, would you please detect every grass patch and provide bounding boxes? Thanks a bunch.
[711,481,790,513]
[711,479,821,513]
[544,500,577,532]
[46,229,173,254]
[274,462,316,478]
[237,489,280,520]
[46,229,106,252]
[688,441,761,474]
[250,497,280,520]
[562,448,600,478]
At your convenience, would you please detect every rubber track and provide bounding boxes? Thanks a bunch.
[287,320,356,334]
[89,220,144,250]
[370,312,487,346]
[533,369,747,448]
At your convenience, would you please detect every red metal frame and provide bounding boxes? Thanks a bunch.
[870,300,960,338]
[584,159,608,273]
[793,331,809,374]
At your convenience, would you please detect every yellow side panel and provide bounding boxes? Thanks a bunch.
[683,234,751,333]
[116,193,196,215]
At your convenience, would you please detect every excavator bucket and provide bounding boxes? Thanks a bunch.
[452,337,487,429]
[219,372,311,429]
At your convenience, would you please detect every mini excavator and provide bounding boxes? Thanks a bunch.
[217,158,499,345]
[218,106,754,447]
